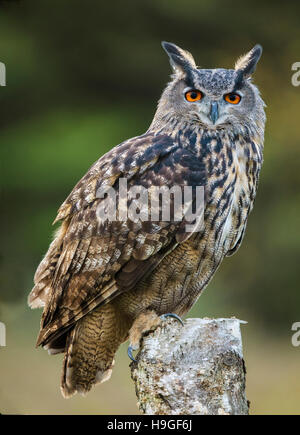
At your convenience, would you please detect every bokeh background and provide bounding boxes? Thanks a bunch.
[1,0,300,415]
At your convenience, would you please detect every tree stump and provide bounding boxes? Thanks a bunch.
[130,317,248,415]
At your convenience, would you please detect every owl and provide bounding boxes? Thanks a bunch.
[28,42,265,398]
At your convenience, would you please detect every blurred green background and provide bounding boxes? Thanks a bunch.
[1,0,300,415]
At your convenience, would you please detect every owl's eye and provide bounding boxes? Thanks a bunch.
[224,93,241,104]
[185,90,203,102]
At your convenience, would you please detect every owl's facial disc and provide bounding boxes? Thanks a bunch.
[179,67,254,128]
[182,82,248,128]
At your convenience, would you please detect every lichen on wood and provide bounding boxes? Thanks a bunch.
[130,317,249,415]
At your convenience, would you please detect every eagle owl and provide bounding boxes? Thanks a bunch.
[28,42,265,397]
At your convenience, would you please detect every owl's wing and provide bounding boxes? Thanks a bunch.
[29,132,206,347]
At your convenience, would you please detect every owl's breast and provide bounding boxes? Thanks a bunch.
[202,133,262,257]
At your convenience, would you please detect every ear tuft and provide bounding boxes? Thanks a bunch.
[235,44,263,77]
[161,41,196,74]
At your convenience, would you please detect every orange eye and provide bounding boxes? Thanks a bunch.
[185,89,203,102]
[224,93,241,104]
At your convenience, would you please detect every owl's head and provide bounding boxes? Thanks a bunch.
[153,42,265,134]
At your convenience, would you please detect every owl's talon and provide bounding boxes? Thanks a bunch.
[160,313,184,326]
[127,345,137,362]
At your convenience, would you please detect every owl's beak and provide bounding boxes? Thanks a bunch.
[209,102,219,124]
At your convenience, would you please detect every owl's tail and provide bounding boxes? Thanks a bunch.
[61,302,130,398]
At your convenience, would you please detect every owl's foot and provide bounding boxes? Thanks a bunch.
[128,310,161,362]
[127,345,137,362]
[127,310,184,362]
[160,312,184,326]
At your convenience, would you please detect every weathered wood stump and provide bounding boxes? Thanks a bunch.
[130,317,248,415]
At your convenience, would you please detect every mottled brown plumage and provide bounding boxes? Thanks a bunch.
[28,42,265,397]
